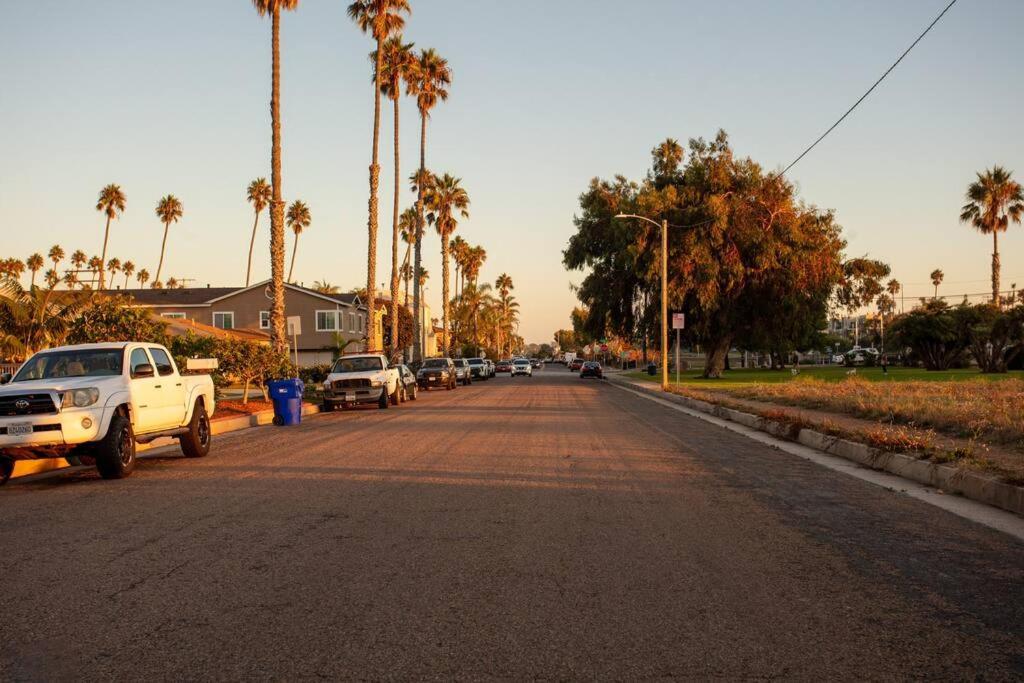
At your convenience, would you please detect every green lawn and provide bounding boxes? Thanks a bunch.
[625,366,1024,388]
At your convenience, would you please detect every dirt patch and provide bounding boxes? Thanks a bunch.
[214,399,275,420]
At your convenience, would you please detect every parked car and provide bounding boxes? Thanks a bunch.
[569,358,585,372]
[417,358,457,390]
[322,354,402,411]
[495,359,513,373]
[395,364,418,402]
[530,359,543,369]
[467,357,490,381]
[452,358,473,386]
[511,358,533,377]
[580,361,604,379]
[0,342,216,484]
[485,360,496,377]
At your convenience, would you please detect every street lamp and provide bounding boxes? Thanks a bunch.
[614,214,669,391]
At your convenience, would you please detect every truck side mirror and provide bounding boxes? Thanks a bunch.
[132,364,155,379]
[0,373,11,385]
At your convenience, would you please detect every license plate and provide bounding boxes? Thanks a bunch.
[7,422,32,437]
[344,392,355,402]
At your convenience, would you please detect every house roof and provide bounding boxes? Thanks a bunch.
[105,280,364,309]
[155,313,271,343]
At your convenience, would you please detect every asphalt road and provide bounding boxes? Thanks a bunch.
[1,368,1022,680]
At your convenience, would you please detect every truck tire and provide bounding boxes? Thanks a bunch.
[180,401,212,459]
[408,383,418,401]
[378,389,389,410]
[0,457,13,486]
[391,384,401,406]
[95,413,137,480]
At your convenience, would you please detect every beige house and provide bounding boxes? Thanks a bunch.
[117,281,367,366]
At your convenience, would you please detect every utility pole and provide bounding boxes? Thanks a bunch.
[660,218,668,391]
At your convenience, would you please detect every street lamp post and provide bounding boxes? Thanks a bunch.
[615,214,669,391]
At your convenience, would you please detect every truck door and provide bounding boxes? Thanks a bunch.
[148,347,187,428]
[128,347,162,433]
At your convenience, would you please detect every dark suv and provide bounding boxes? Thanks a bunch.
[417,358,456,390]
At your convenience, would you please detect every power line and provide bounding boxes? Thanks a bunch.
[780,0,957,177]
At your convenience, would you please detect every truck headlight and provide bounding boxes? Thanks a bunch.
[62,388,99,409]
[370,379,384,387]
[323,380,332,391]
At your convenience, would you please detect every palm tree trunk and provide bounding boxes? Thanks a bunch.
[246,210,260,287]
[365,33,384,350]
[412,111,427,362]
[268,6,287,354]
[30,271,36,289]
[389,95,401,358]
[287,232,299,283]
[99,215,111,290]
[992,231,1001,305]
[124,272,130,289]
[154,223,170,284]
[442,231,451,356]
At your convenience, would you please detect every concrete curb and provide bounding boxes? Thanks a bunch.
[608,375,1024,518]
[9,404,323,481]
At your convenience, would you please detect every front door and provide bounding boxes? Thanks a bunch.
[128,348,162,433]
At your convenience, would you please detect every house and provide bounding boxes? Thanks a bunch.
[113,281,368,366]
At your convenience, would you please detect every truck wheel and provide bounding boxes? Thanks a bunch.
[321,401,334,413]
[0,457,13,486]
[389,385,400,406]
[180,401,212,459]
[95,413,137,480]
[408,384,418,401]
[378,389,389,409]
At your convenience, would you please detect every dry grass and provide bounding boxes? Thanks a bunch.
[730,377,1024,450]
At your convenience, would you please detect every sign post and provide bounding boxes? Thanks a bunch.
[287,316,302,371]
[671,313,685,386]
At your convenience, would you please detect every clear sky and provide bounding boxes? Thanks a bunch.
[2,0,1022,343]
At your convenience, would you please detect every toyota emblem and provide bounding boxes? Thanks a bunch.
[15,399,30,411]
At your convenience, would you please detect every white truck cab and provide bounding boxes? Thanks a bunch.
[0,342,216,484]
[321,354,401,411]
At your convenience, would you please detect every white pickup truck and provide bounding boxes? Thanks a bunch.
[0,342,216,484]
[321,353,401,411]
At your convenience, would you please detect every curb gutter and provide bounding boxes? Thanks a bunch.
[608,375,1024,518]
[9,404,322,481]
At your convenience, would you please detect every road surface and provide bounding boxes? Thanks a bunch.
[1,369,1022,679]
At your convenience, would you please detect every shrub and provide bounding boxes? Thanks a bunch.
[299,363,331,385]
[66,295,168,346]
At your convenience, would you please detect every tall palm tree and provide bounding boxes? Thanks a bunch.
[95,183,126,290]
[87,256,103,288]
[154,195,183,285]
[960,166,1024,305]
[424,172,470,355]
[348,0,411,350]
[137,269,150,288]
[376,35,416,356]
[286,199,311,283]
[464,245,486,286]
[25,253,43,288]
[886,278,901,312]
[47,245,64,272]
[930,269,944,299]
[167,277,179,290]
[253,0,301,354]
[122,260,135,289]
[495,273,515,356]
[246,177,273,287]
[70,250,87,286]
[400,261,413,306]
[407,47,451,361]
[450,235,468,298]
[398,206,417,299]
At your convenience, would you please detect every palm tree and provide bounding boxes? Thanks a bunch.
[107,258,121,288]
[47,245,64,272]
[246,177,272,286]
[450,235,468,298]
[424,172,470,355]
[960,166,1024,305]
[398,206,417,304]
[286,199,311,283]
[167,277,179,290]
[95,184,126,290]
[136,269,150,288]
[407,47,451,361]
[87,256,103,288]
[459,282,495,354]
[376,35,417,356]
[495,273,515,355]
[70,250,87,286]
[348,0,411,350]
[312,280,340,294]
[930,269,944,299]
[253,0,301,354]
[464,245,486,286]
[0,279,85,360]
[25,253,44,288]
[400,261,413,306]
[122,260,135,289]
[886,278,901,312]
[154,195,183,286]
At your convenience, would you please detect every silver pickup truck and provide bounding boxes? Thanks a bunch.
[0,342,216,484]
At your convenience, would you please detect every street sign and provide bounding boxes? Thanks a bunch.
[672,313,685,330]
[600,343,608,352]
[583,345,592,355]
[287,316,302,336]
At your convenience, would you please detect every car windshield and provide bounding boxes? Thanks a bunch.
[14,349,123,381]
[514,360,529,365]
[468,358,484,365]
[332,357,383,373]
[454,360,468,367]
[422,359,449,368]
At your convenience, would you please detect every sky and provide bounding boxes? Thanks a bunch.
[2,0,1023,343]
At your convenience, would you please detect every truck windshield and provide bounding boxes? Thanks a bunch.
[14,349,124,381]
[422,359,449,368]
[332,357,383,373]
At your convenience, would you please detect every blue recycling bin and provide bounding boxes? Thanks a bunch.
[267,378,304,426]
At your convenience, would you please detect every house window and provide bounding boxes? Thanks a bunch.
[259,311,270,329]
[349,312,358,332]
[213,312,235,330]
[316,310,339,332]
[160,312,186,320]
